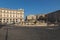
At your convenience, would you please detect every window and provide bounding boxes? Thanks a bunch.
[2,10,4,13]
[0,19,2,20]
[4,19,5,20]
[5,14,7,17]
[16,20,17,22]
[8,11,10,13]
[7,19,8,20]
[16,19,17,22]
[5,10,8,13]
[0,21,1,22]
[17,12,20,13]
[13,19,14,21]
[14,11,16,13]
[0,19,2,23]
[7,21,8,23]
[11,14,13,17]
[16,15,17,17]
[3,21,5,22]
[10,19,12,20]
[16,19,17,20]
[20,19,22,21]
[20,16,22,18]
[11,11,13,13]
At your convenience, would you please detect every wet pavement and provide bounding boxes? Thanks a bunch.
[0,26,60,40]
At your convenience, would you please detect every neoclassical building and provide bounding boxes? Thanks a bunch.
[0,8,24,24]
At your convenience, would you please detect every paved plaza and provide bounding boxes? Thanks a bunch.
[0,26,60,40]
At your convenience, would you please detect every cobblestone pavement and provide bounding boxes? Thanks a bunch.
[0,26,60,40]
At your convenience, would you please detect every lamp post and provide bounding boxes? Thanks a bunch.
[5,27,8,40]
[53,12,58,27]
[55,13,58,25]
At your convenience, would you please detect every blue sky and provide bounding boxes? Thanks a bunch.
[0,0,60,17]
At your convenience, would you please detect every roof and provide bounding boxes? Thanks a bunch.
[0,8,24,11]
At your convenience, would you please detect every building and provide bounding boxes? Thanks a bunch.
[36,14,47,23]
[25,15,36,25]
[25,14,47,25]
[47,10,60,23]
[0,8,24,24]
[26,15,36,20]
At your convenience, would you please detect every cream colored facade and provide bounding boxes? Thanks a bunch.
[0,8,24,24]
[25,15,37,25]
[27,15,36,20]
[26,14,46,21]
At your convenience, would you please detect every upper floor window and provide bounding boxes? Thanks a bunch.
[2,10,4,13]
[17,12,20,13]
[8,11,10,13]
[11,11,13,13]
[5,10,8,13]
[14,11,16,13]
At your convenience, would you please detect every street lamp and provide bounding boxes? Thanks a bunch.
[5,27,8,40]
[55,13,58,24]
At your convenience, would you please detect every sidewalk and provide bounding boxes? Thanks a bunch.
[14,23,48,27]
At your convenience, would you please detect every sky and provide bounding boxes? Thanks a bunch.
[0,0,60,17]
